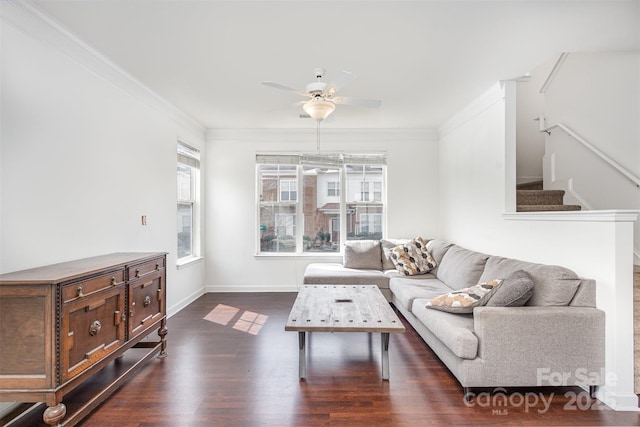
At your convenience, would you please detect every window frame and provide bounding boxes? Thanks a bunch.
[327,181,340,197]
[279,179,298,202]
[177,142,201,265]
[256,153,386,256]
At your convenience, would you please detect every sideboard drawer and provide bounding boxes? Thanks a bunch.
[129,274,164,339]
[62,270,125,303]
[127,258,164,281]
[61,286,126,383]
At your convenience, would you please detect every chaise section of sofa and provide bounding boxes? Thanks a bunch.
[303,262,393,297]
[303,239,421,300]
[302,238,606,398]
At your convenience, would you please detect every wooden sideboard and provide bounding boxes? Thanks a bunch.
[0,253,168,426]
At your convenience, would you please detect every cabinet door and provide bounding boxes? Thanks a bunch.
[128,272,164,339]
[0,285,55,389]
[61,286,126,383]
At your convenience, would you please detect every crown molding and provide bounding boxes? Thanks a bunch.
[438,81,505,139]
[1,0,206,137]
[206,128,438,143]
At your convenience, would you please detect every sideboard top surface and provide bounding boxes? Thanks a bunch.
[0,252,167,285]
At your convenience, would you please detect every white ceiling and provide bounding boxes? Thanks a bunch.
[33,0,639,130]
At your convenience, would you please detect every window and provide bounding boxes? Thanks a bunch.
[345,164,385,241]
[360,182,370,202]
[256,153,386,254]
[327,181,339,197]
[358,213,382,234]
[280,179,297,201]
[373,182,382,202]
[275,213,296,237]
[177,142,200,260]
[257,163,298,253]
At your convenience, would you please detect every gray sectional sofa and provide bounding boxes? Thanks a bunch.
[303,239,605,397]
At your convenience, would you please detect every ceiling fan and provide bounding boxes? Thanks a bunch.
[262,68,382,121]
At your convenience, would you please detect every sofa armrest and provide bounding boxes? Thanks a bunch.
[472,306,605,386]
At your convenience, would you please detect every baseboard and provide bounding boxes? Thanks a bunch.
[516,176,543,186]
[205,285,299,293]
[597,389,640,412]
[0,403,23,420]
[565,178,592,209]
[167,288,205,318]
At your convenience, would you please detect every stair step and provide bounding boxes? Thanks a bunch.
[516,180,544,190]
[517,190,566,206]
[516,204,582,212]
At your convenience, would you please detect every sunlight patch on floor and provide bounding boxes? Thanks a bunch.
[204,304,268,335]
[203,304,239,326]
[232,310,268,335]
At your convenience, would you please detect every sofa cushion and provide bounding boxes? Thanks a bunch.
[303,263,389,289]
[381,238,410,270]
[425,280,502,314]
[390,237,436,276]
[436,245,489,290]
[478,256,581,306]
[343,240,382,270]
[412,299,478,359]
[486,270,534,307]
[389,277,450,312]
[425,239,454,276]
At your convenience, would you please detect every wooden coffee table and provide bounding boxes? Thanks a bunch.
[285,284,406,380]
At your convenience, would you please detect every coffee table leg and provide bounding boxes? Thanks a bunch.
[381,332,390,380]
[298,331,306,380]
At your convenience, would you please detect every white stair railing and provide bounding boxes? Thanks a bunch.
[537,117,640,189]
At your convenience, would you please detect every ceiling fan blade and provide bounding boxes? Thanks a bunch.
[332,96,381,108]
[262,81,308,97]
[326,70,356,95]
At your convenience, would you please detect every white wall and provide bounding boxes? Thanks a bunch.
[1,13,206,316]
[542,52,640,263]
[438,82,638,410]
[515,55,556,185]
[205,129,439,292]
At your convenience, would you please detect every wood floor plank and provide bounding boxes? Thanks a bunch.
[6,292,639,426]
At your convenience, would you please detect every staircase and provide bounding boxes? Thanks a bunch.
[516,181,582,212]
[635,265,640,403]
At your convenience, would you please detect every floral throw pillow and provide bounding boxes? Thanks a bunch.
[425,279,503,313]
[389,237,437,276]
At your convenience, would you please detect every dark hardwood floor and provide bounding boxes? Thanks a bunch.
[9,292,640,426]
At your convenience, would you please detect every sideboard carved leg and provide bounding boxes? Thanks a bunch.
[43,402,66,426]
[157,321,168,358]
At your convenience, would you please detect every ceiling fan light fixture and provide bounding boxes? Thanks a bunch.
[303,97,335,121]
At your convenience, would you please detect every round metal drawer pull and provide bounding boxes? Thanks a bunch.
[110,276,116,285]
[135,269,140,278]
[76,286,84,297]
[143,296,152,307]
[89,320,102,336]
